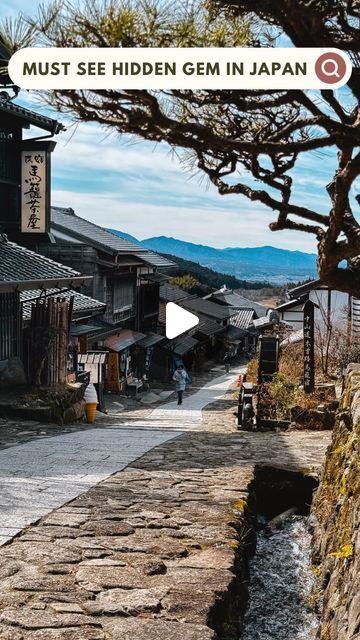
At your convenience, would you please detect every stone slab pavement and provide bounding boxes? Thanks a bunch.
[0,429,331,640]
[0,429,177,546]
[0,366,245,546]
[111,365,246,431]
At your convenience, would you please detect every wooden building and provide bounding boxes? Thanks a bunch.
[276,280,355,334]
[36,207,175,382]
[0,237,92,365]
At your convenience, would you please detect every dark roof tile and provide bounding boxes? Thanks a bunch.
[160,282,191,302]
[229,308,255,329]
[0,100,64,134]
[0,239,80,283]
[51,207,175,268]
[21,288,105,320]
[181,297,237,321]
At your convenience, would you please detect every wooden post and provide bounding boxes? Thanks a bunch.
[303,299,315,393]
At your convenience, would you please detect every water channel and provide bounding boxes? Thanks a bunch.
[240,516,319,640]
[239,467,320,640]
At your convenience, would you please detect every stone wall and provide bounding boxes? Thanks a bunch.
[312,364,360,640]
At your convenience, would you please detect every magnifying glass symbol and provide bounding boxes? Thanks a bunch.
[320,59,340,78]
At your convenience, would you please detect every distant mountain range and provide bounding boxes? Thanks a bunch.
[107,230,318,284]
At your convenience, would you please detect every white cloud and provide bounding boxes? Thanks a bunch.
[52,188,318,253]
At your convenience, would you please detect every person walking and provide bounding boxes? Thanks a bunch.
[223,352,231,373]
[173,364,187,405]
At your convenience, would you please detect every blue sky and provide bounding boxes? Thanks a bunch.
[1,0,351,253]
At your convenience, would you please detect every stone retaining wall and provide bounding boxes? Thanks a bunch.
[312,364,360,640]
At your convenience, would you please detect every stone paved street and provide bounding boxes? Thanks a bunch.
[0,366,244,546]
[0,365,332,640]
[110,365,246,431]
[0,428,331,640]
[0,429,177,546]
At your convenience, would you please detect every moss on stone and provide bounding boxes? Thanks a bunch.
[233,499,247,511]
[311,374,360,639]
[328,544,353,559]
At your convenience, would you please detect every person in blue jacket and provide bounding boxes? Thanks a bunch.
[172,364,187,405]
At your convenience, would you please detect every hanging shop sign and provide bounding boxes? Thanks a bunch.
[107,352,120,392]
[303,299,315,393]
[21,149,47,232]
[21,141,55,234]
[145,346,154,372]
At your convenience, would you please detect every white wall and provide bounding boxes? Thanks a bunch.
[310,289,350,330]
[279,305,304,329]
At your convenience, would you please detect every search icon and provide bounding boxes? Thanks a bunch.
[315,52,347,84]
[321,59,340,78]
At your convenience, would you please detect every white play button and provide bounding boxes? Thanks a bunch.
[165,302,199,339]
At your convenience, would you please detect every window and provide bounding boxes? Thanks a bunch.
[113,279,134,313]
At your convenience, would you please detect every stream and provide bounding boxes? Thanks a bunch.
[240,516,319,640]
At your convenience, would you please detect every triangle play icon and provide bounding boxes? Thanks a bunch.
[165,302,199,339]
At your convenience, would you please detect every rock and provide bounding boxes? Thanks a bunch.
[267,507,297,530]
[84,521,134,536]
[174,547,234,571]
[75,566,156,591]
[28,629,105,640]
[0,608,99,629]
[83,587,167,615]
[161,587,218,625]
[0,357,26,387]
[0,628,24,640]
[0,561,21,579]
[11,574,75,592]
[48,603,85,614]
[104,618,216,640]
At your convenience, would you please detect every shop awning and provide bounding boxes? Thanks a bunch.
[105,329,146,352]
[196,315,225,338]
[71,324,104,337]
[223,325,246,343]
[252,316,274,330]
[139,272,169,283]
[137,332,165,348]
[165,335,199,356]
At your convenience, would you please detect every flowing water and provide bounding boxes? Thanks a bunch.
[241,516,319,640]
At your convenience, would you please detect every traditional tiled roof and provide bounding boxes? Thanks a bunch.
[223,325,246,341]
[137,333,165,348]
[133,250,176,269]
[0,239,85,288]
[181,297,237,321]
[51,207,175,269]
[276,297,307,311]
[104,330,146,352]
[140,272,169,283]
[21,288,106,320]
[160,282,192,302]
[287,279,322,298]
[229,308,256,330]
[0,99,64,134]
[213,290,268,318]
[164,335,199,356]
[196,315,225,337]
[70,324,105,337]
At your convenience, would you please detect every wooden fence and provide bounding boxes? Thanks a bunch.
[0,291,21,360]
[28,296,73,386]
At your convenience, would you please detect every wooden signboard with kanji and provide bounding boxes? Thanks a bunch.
[303,299,315,393]
[107,352,120,392]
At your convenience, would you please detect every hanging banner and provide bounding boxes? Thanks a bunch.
[21,150,47,232]
[303,299,315,393]
[107,352,120,392]
[145,346,154,372]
